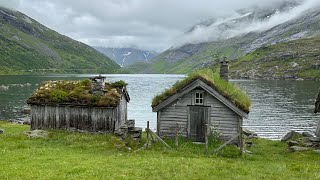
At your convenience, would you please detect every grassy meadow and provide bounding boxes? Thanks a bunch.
[0,121,319,179]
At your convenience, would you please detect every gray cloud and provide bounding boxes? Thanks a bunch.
[0,0,314,51]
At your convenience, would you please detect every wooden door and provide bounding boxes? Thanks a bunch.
[189,106,209,142]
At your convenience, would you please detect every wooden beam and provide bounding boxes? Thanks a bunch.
[212,133,240,154]
[149,130,172,149]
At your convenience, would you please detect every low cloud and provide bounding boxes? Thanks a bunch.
[1,0,317,51]
[173,0,320,48]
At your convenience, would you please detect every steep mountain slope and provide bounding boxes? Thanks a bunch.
[94,47,158,67]
[127,2,320,75]
[0,7,120,74]
[230,37,320,80]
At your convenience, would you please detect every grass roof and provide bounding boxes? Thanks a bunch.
[152,68,251,113]
[27,79,128,107]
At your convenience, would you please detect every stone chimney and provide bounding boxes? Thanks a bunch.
[90,75,106,95]
[220,57,229,82]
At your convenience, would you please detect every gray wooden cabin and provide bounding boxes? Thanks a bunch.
[28,78,130,133]
[152,79,248,146]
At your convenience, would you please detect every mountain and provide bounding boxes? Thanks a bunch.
[127,1,320,78]
[0,7,120,74]
[94,47,158,67]
[230,37,320,80]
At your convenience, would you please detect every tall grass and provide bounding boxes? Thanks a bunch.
[152,68,251,112]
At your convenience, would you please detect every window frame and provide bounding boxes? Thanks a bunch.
[194,91,204,105]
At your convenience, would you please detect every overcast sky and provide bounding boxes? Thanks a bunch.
[0,0,312,52]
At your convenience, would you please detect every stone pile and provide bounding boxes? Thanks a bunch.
[281,131,320,152]
[115,119,142,141]
[9,117,31,125]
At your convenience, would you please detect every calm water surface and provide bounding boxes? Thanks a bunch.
[0,74,319,139]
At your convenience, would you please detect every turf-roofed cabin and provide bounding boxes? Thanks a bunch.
[27,75,130,133]
[152,60,251,146]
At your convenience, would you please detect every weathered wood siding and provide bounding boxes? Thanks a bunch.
[206,94,241,144]
[30,105,122,132]
[158,92,191,137]
[116,93,127,129]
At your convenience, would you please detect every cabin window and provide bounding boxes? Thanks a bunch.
[195,92,204,105]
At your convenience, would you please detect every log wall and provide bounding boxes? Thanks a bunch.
[30,105,120,132]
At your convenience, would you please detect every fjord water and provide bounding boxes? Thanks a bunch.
[0,74,318,139]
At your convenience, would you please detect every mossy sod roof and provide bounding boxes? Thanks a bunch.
[27,79,128,107]
[152,68,251,113]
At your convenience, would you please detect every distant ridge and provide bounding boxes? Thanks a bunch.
[0,6,120,74]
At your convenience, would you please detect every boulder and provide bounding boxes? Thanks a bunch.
[281,131,302,142]
[289,146,310,152]
[0,129,4,134]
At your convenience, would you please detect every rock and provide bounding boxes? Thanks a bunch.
[245,150,253,154]
[21,107,31,115]
[302,132,314,138]
[127,119,135,130]
[281,131,302,142]
[314,149,320,154]
[0,129,4,134]
[23,119,31,125]
[25,130,48,138]
[0,85,9,91]
[287,140,299,147]
[128,127,142,140]
[308,137,320,142]
[10,117,31,125]
[289,146,310,152]
[304,142,314,147]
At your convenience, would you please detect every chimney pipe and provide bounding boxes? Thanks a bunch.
[220,57,229,82]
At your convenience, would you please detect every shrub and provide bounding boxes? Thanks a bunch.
[50,89,68,102]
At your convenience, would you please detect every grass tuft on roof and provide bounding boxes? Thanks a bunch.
[27,79,127,107]
[152,68,251,113]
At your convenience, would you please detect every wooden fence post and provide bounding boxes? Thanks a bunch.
[205,124,208,154]
[146,121,150,148]
[175,122,179,147]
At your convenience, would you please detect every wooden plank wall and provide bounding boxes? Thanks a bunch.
[116,93,127,129]
[158,92,191,137]
[206,95,240,144]
[31,105,116,132]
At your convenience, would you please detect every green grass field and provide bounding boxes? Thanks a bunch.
[0,121,319,179]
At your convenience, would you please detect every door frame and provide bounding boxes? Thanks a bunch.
[187,105,211,141]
